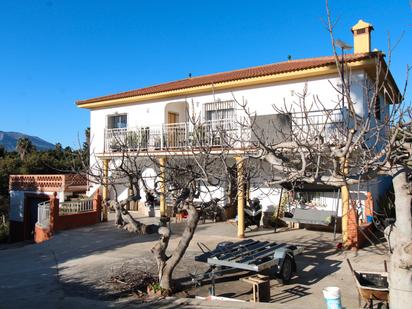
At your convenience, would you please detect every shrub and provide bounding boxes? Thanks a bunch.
[0,219,9,243]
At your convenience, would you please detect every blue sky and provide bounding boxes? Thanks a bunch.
[0,0,410,148]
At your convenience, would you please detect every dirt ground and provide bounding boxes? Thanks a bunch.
[0,214,389,308]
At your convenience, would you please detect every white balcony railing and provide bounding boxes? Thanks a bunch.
[59,199,94,216]
[104,118,243,152]
[291,108,359,144]
[103,110,359,153]
[37,201,50,228]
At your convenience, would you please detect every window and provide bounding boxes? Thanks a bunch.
[204,100,235,121]
[108,114,127,129]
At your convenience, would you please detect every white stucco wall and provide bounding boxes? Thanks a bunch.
[87,68,393,215]
[249,187,282,213]
[89,70,371,157]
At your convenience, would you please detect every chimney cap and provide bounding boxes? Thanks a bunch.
[351,19,374,33]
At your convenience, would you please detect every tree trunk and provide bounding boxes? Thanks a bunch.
[389,169,412,308]
[151,202,200,292]
[113,196,150,234]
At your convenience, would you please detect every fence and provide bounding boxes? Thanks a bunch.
[59,199,94,216]
[34,192,102,243]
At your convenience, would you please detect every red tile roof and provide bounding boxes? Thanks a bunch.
[77,53,375,105]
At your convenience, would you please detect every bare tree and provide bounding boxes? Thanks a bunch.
[234,5,411,306]
[85,113,239,293]
[148,115,241,292]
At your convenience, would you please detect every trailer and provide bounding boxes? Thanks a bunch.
[193,239,302,294]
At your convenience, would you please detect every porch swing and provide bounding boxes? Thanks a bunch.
[281,186,340,230]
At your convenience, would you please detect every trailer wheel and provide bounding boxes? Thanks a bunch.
[279,255,293,284]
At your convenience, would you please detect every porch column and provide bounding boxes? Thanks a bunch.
[341,158,350,247]
[49,192,59,233]
[102,158,110,222]
[236,156,245,239]
[159,157,167,217]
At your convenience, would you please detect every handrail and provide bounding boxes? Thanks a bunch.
[37,201,50,228]
[290,108,358,143]
[103,109,359,152]
[104,118,240,152]
[59,199,94,216]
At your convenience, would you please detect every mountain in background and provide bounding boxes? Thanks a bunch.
[0,131,54,151]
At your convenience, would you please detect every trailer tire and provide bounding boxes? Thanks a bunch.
[279,255,293,284]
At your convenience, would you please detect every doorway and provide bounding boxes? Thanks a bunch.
[24,194,49,240]
[167,112,179,124]
[167,112,180,147]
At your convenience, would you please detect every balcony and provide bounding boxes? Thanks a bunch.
[104,118,248,153]
[290,108,359,144]
[103,109,359,154]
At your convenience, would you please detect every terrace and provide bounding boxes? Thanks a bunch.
[104,118,248,153]
[291,108,359,144]
[103,108,358,154]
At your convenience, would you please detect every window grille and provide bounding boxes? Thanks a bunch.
[203,100,235,121]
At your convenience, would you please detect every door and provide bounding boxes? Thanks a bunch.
[168,112,179,124]
[167,112,179,147]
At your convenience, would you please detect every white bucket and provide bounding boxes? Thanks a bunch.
[322,287,342,309]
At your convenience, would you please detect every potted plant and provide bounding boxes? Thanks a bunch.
[146,282,169,297]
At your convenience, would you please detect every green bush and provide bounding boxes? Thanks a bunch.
[0,221,9,243]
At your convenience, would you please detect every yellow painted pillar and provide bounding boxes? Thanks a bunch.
[236,156,245,239]
[341,158,350,247]
[159,157,167,217]
[102,158,109,222]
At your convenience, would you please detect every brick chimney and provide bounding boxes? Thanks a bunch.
[351,20,374,54]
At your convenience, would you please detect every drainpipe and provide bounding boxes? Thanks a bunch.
[102,159,109,222]
[159,157,167,217]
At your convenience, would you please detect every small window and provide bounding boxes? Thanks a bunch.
[108,114,127,129]
[374,97,381,121]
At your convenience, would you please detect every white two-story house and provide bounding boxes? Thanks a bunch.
[77,20,400,229]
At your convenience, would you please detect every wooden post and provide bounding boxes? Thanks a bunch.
[241,274,270,302]
[102,159,109,222]
[341,158,350,247]
[236,156,245,239]
[347,200,359,249]
[93,189,102,222]
[159,157,167,217]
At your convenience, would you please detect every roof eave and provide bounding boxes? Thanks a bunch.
[77,58,376,110]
